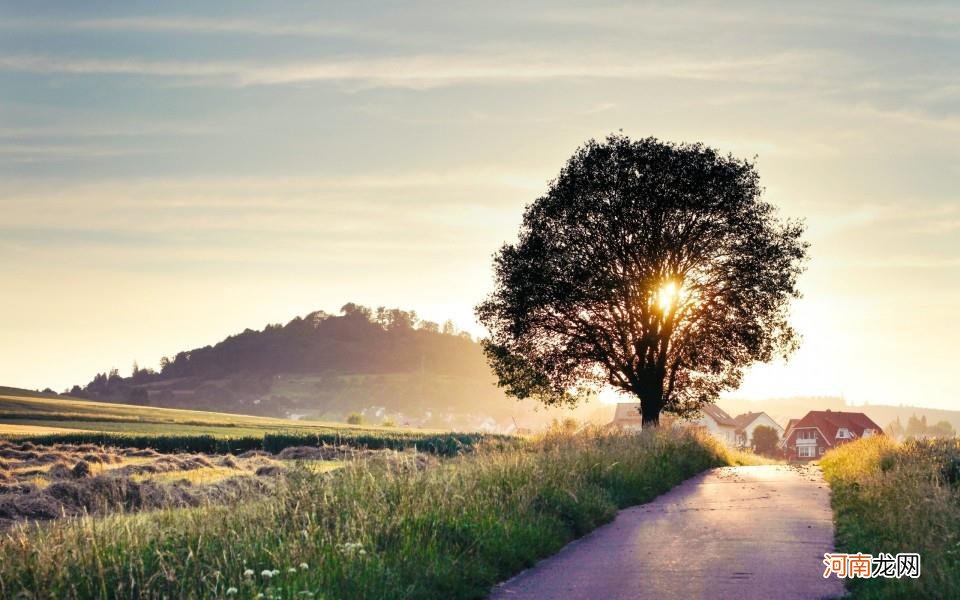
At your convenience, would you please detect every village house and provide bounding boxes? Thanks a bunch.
[609,402,644,431]
[609,402,740,445]
[732,411,784,449]
[780,410,883,461]
[692,404,739,445]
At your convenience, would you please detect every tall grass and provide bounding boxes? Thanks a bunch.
[821,435,960,599]
[0,427,739,599]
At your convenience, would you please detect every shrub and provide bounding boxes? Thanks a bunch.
[8,430,512,458]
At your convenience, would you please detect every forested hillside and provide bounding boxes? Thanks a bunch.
[66,304,540,429]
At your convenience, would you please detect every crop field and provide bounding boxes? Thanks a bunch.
[0,390,432,435]
[0,392,502,456]
[0,423,89,435]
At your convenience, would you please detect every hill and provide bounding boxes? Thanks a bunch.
[61,304,563,431]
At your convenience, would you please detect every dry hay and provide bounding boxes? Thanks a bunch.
[0,439,435,527]
[276,445,341,460]
[237,450,271,459]
[71,461,92,479]
[122,448,161,458]
[218,455,240,469]
[46,463,73,479]
[254,464,286,477]
[0,473,270,525]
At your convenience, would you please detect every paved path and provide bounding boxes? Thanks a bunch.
[490,465,846,600]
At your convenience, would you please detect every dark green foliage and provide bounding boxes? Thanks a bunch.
[12,430,509,457]
[77,304,488,403]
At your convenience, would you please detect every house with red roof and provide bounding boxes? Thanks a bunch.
[780,410,883,461]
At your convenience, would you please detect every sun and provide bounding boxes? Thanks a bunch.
[657,281,679,312]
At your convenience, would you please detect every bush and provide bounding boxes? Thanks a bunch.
[11,431,510,458]
[345,413,364,425]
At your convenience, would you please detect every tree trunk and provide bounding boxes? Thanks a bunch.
[641,402,662,428]
[635,376,665,429]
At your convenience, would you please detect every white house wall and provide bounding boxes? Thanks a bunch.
[693,415,737,445]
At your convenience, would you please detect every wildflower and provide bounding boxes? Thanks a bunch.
[288,567,297,573]
[337,541,365,555]
[271,569,281,576]
[299,562,309,570]
[244,569,255,577]
[225,588,238,596]
[256,594,265,599]
[261,569,274,578]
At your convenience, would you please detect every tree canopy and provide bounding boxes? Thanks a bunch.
[477,134,808,426]
[751,425,781,455]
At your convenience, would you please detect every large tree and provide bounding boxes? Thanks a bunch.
[476,134,807,427]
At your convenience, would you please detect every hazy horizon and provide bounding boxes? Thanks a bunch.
[2,2,958,410]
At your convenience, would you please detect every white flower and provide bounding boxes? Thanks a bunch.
[256,594,265,599]
[299,562,309,570]
[337,541,365,555]
[225,588,238,596]
[244,569,255,577]
[288,567,297,573]
[271,569,281,576]
[261,569,274,578]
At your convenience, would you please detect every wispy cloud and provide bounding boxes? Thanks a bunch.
[536,3,960,40]
[0,15,368,38]
[0,143,157,161]
[0,51,820,88]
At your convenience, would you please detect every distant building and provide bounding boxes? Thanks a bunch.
[780,410,883,461]
[608,402,744,445]
[732,411,784,449]
[690,405,739,446]
[609,402,643,430]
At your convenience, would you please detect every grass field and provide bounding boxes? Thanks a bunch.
[0,423,90,435]
[0,426,754,599]
[0,391,432,436]
[0,392,502,456]
[821,435,960,599]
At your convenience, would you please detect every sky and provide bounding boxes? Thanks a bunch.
[0,1,958,410]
